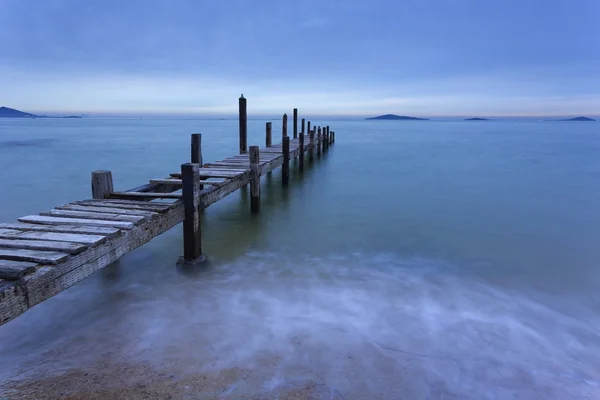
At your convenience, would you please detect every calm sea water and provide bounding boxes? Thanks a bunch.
[0,118,599,398]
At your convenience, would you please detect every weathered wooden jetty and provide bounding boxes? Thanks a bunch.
[0,96,336,326]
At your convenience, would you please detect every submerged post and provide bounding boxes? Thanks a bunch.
[299,127,305,171]
[282,136,290,185]
[301,118,305,135]
[266,122,272,147]
[249,145,260,213]
[332,131,335,143]
[282,113,288,139]
[180,163,202,262]
[326,126,330,147]
[307,121,311,142]
[293,108,298,139]
[322,126,327,153]
[309,129,315,161]
[92,170,114,199]
[239,95,247,154]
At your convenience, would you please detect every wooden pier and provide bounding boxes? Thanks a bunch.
[0,97,336,326]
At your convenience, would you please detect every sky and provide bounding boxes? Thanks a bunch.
[0,0,599,117]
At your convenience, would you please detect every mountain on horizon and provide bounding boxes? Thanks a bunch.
[0,106,38,118]
[365,114,428,121]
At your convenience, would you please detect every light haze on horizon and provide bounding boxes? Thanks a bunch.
[0,0,599,117]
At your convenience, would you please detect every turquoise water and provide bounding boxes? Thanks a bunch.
[1,118,599,398]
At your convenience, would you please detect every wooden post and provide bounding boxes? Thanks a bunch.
[317,127,322,156]
[309,129,315,161]
[307,122,311,145]
[282,136,290,185]
[181,163,202,261]
[92,170,114,199]
[301,118,305,135]
[249,145,260,213]
[239,95,247,154]
[293,108,298,139]
[282,114,288,139]
[191,133,203,189]
[299,127,304,171]
[322,126,327,153]
[326,126,330,147]
[332,131,335,143]
[191,133,202,165]
[266,122,272,147]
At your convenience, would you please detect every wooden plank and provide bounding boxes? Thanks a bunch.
[149,179,223,186]
[0,238,87,255]
[110,191,182,200]
[199,172,250,209]
[0,230,106,246]
[74,200,173,212]
[0,228,19,236]
[18,215,135,230]
[170,170,242,179]
[0,249,69,264]
[55,204,157,217]
[40,209,145,223]
[204,164,249,170]
[0,222,120,237]
[0,260,37,280]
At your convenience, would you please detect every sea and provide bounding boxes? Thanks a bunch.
[0,117,599,399]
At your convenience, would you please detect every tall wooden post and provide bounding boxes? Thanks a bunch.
[322,126,327,153]
[317,127,322,156]
[309,129,315,161]
[266,122,272,147]
[191,133,203,189]
[307,122,311,144]
[301,118,305,135]
[326,126,330,147]
[299,128,304,171]
[293,108,298,139]
[249,145,260,213]
[92,170,114,199]
[282,136,290,185]
[282,113,288,139]
[181,163,202,261]
[239,95,247,154]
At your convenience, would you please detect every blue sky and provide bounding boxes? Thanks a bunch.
[1,0,599,116]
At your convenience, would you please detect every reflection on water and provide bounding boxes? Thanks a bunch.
[1,118,600,398]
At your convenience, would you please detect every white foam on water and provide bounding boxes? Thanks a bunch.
[1,251,599,398]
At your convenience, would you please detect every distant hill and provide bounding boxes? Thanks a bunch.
[366,114,428,121]
[0,106,38,118]
[465,117,489,121]
[557,116,595,122]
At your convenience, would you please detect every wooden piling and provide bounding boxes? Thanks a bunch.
[317,127,322,156]
[293,108,298,139]
[322,126,327,153]
[191,133,203,189]
[301,118,305,135]
[191,133,202,165]
[282,114,288,139]
[309,129,315,161]
[91,170,114,199]
[326,127,330,147]
[181,163,202,261]
[299,128,304,171]
[249,145,260,213]
[266,122,272,147]
[307,121,311,140]
[332,131,335,143]
[282,136,290,185]
[239,95,247,154]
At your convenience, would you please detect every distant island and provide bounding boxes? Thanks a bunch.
[0,106,38,118]
[365,114,429,121]
[0,106,84,119]
[465,117,489,121]
[557,116,595,122]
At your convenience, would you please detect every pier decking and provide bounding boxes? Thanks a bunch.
[0,98,336,326]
